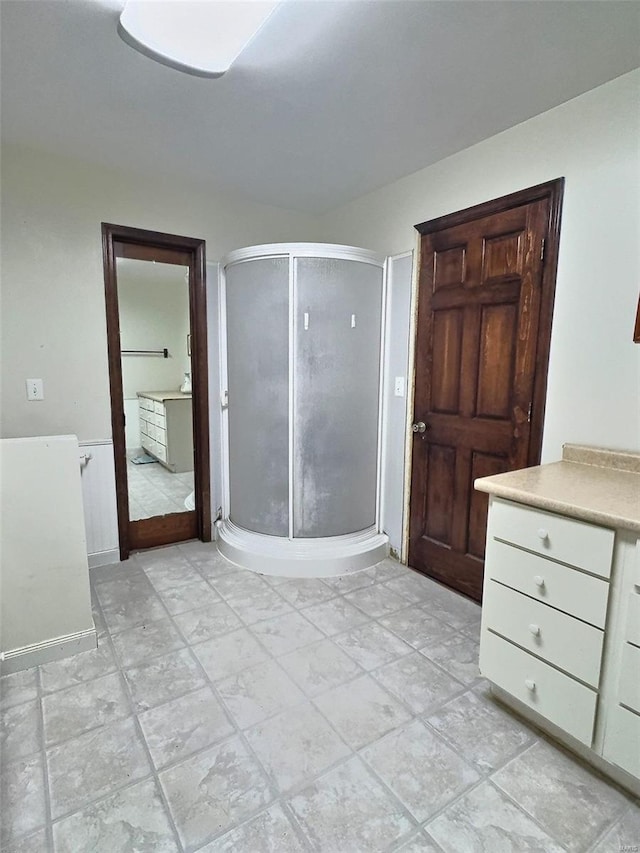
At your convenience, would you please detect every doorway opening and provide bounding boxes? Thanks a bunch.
[407,179,564,601]
[102,223,211,559]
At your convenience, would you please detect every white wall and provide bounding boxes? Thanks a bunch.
[118,261,191,450]
[3,72,638,569]
[1,436,95,672]
[119,263,190,400]
[0,144,318,443]
[318,70,640,463]
[0,144,318,563]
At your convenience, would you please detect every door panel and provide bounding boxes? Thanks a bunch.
[409,185,562,601]
[431,309,463,414]
[476,303,518,419]
[433,246,466,290]
[481,230,523,282]
[424,444,456,545]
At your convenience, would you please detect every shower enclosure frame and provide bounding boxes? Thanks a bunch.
[216,243,390,577]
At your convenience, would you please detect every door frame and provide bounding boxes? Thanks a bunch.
[101,222,211,560]
[403,178,564,565]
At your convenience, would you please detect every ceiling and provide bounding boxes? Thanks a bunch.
[1,0,638,214]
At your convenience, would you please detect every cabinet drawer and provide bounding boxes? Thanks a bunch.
[602,704,640,779]
[138,397,153,411]
[141,435,152,452]
[482,581,604,687]
[139,418,149,437]
[479,630,597,745]
[490,499,614,578]
[619,643,640,714]
[156,427,167,447]
[153,400,165,414]
[626,594,640,647]
[486,538,609,628]
[155,443,167,462]
[151,412,166,428]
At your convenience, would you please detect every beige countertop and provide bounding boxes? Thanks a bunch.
[475,444,640,533]
[137,391,192,402]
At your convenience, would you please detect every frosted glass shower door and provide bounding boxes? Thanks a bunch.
[293,258,383,537]
[226,257,289,535]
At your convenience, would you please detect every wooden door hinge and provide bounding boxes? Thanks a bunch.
[540,238,546,263]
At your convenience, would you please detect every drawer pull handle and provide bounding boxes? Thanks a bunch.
[525,678,536,692]
[534,575,545,588]
[537,528,549,542]
[529,623,541,637]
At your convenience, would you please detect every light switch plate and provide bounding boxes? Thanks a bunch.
[26,378,44,401]
[394,376,405,397]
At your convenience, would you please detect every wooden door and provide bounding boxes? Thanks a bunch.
[408,181,563,601]
[102,224,211,559]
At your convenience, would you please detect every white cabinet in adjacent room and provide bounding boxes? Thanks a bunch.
[137,391,193,473]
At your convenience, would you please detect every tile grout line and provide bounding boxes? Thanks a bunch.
[78,562,470,748]
[169,558,456,849]
[146,556,429,851]
[20,549,632,853]
[111,557,630,853]
[37,663,56,852]
[93,588,186,853]
[140,556,480,764]
[583,802,636,853]
[421,682,636,848]
[153,583,292,852]
[486,742,618,851]
[277,799,318,853]
[418,683,537,767]
[357,722,486,837]
[189,559,583,849]
[44,590,182,850]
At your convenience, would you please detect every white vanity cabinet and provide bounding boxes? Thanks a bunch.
[137,391,193,473]
[480,499,612,746]
[601,544,640,779]
[476,446,640,796]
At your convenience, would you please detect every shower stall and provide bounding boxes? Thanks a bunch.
[216,243,389,577]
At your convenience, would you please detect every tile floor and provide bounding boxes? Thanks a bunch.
[1,543,638,852]
[126,457,194,520]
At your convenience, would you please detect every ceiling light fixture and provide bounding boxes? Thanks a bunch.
[118,0,281,78]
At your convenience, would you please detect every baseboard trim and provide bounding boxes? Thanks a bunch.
[88,548,120,569]
[1,627,97,675]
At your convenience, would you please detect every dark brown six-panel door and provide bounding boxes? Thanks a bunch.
[409,180,563,601]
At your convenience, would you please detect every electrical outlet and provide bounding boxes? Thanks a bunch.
[26,379,44,401]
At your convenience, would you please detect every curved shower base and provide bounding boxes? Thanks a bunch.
[216,519,388,578]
